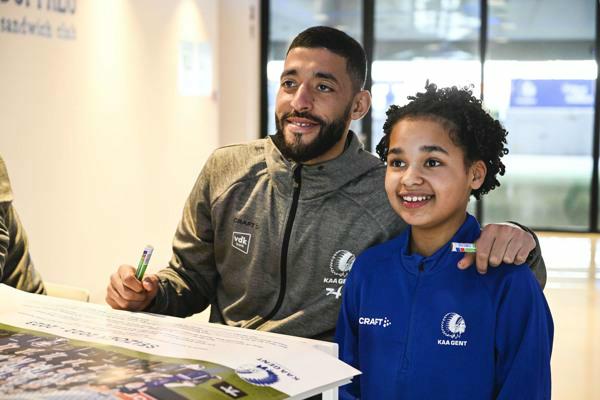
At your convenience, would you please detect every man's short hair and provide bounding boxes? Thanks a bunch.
[287,26,367,92]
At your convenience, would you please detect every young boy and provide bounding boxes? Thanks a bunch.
[336,83,553,399]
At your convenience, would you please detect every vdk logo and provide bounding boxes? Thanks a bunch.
[232,232,251,254]
[212,381,248,398]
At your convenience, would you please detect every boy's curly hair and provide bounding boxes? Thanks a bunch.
[375,82,509,200]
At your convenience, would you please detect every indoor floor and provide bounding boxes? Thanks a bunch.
[539,232,600,399]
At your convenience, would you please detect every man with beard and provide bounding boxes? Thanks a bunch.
[106,26,545,341]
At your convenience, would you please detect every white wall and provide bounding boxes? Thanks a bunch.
[218,0,261,146]
[0,0,258,304]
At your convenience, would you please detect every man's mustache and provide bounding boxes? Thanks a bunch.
[280,111,325,126]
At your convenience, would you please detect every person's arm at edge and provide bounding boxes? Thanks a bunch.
[1,202,46,294]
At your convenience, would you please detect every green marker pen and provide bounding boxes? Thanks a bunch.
[135,245,154,280]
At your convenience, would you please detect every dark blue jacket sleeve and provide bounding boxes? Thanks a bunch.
[336,265,362,400]
[494,266,554,399]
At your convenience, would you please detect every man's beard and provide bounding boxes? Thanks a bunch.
[273,105,351,163]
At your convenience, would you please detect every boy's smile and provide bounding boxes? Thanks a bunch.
[399,194,433,208]
[385,117,486,255]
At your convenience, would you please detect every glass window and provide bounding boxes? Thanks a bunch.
[264,0,599,230]
[482,0,596,230]
[267,0,362,136]
[372,0,482,151]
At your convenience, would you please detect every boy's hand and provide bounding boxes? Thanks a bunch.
[457,222,535,273]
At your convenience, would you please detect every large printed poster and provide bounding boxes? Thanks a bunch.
[0,285,358,399]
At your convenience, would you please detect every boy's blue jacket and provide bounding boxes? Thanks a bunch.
[336,213,553,399]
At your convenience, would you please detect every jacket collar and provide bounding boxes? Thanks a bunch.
[397,213,481,276]
[265,131,383,200]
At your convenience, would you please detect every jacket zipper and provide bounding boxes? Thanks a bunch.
[401,262,424,372]
[260,164,303,324]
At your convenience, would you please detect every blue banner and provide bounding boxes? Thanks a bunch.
[510,79,595,108]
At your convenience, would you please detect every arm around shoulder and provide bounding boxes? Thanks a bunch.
[509,221,547,289]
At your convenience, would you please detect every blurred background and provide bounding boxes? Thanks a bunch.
[266,0,596,232]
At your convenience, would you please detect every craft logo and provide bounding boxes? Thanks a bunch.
[233,217,259,230]
[235,364,279,387]
[232,232,251,254]
[437,312,468,347]
[358,316,392,328]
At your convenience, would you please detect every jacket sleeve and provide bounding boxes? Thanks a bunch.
[335,266,362,400]
[508,221,546,289]
[0,202,46,294]
[494,267,553,399]
[145,156,218,317]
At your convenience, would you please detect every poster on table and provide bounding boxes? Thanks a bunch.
[0,284,358,399]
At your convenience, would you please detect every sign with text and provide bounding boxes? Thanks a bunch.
[1,0,77,40]
[0,285,358,399]
[510,79,594,108]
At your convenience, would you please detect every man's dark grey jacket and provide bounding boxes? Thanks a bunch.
[147,132,546,341]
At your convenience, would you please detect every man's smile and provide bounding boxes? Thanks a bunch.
[285,116,321,134]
